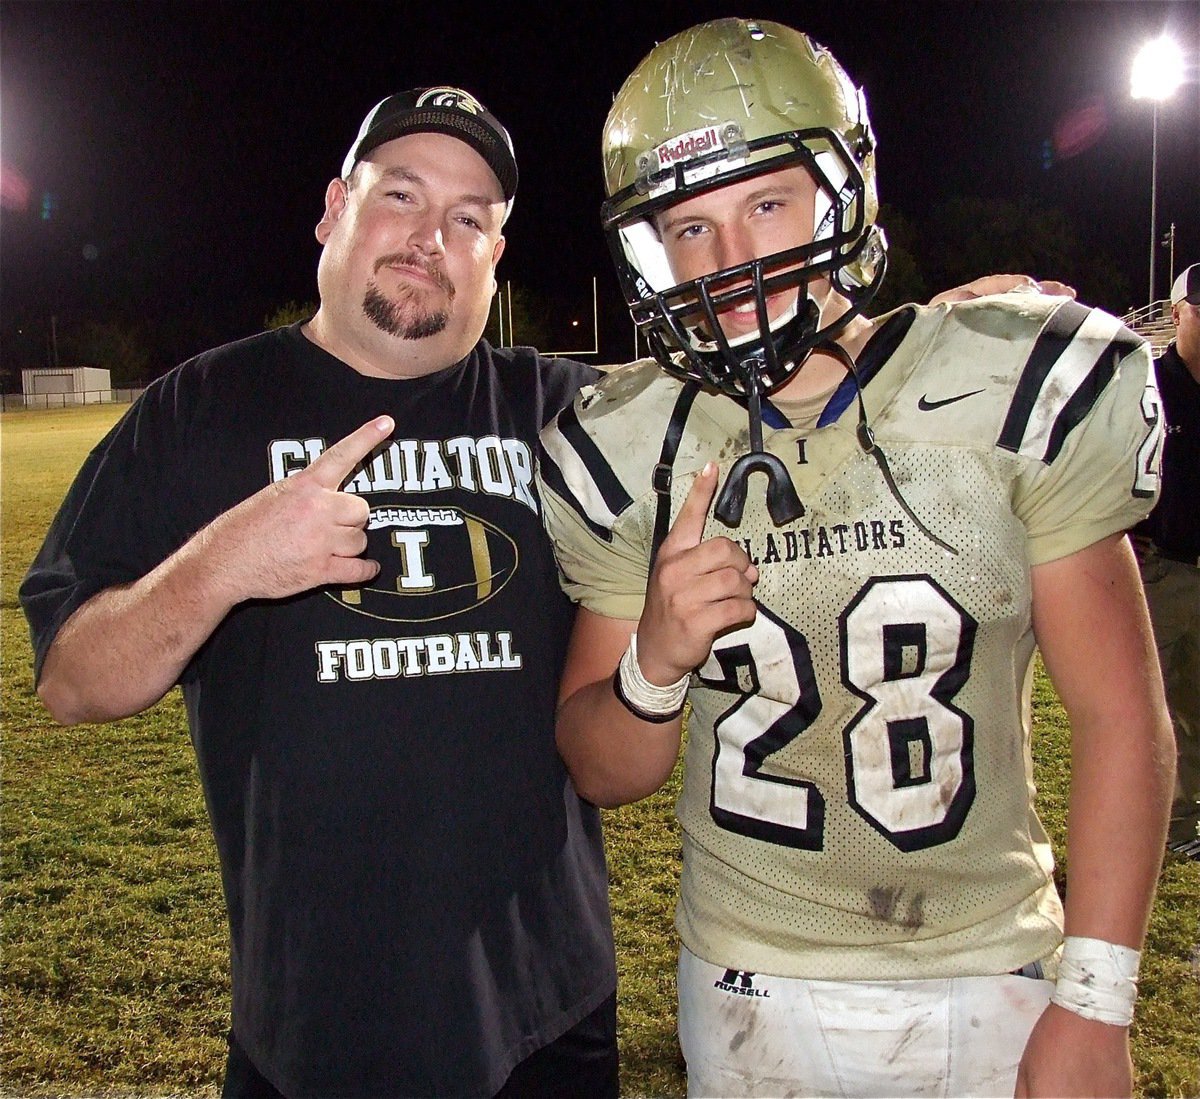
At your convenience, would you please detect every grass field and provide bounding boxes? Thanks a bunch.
[2,405,1198,1098]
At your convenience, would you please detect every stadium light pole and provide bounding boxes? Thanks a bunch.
[1131,35,1184,310]
[1163,222,1176,291]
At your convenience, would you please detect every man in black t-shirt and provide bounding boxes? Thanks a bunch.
[1133,263,1200,860]
[20,89,617,1099]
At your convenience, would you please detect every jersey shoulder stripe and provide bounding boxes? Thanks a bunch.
[540,362,699,536]
[537,429,616,544]
[539,396,632,542]
[997,299,1145,463]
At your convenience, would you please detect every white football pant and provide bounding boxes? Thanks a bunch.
[678,945,1053,1098]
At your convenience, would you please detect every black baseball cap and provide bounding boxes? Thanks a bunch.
[1170,263,1200,306]
[341,87,517,202]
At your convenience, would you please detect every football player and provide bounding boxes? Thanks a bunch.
[538,18,1175,1098]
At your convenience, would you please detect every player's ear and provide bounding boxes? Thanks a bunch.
[316,178,350,245]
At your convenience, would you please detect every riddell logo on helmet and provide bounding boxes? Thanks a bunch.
[654,126,724,167]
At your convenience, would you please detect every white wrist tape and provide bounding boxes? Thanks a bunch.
[1050,936,1140,1026]
[613,634,690,722]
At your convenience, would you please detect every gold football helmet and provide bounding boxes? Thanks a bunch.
[602,18,887,398]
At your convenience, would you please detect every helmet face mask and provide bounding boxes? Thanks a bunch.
[602,19,887,398]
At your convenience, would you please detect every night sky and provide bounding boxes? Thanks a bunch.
[2,0,1198,369]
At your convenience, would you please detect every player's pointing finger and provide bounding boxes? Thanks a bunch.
[666,462,720,549]
[307,416,395,489]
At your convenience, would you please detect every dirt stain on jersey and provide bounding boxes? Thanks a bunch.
[867,885,925,929]
[936,772,960,813]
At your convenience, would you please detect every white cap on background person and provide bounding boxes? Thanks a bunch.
[1170,263,1200,306]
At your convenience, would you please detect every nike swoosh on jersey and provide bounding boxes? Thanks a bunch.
[917,389,985,411]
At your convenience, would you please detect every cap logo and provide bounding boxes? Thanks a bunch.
[417,87,484,115]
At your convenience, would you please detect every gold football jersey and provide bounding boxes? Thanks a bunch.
[538,296,1162,980]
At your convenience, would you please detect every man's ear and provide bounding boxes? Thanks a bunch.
[490,235,506,294]
[315,178,350,245]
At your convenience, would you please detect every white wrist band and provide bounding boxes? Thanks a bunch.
[613,634,690,723]
[1050,936,1140,1026]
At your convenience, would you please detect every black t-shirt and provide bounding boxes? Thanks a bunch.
[21,325,615,1098]
[1134,341,1200,560]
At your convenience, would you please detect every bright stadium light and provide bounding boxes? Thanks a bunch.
[1131,36,1184,307]
[1131,36,1185,102]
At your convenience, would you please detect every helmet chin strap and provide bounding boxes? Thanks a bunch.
[713,330,959,556]
[814,337,960,557]
[714,362,805,526]
[712,284,823,527]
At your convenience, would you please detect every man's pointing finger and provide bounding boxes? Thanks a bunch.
[306,416,395,489]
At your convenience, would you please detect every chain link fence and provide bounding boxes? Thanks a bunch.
[2,388,145,411]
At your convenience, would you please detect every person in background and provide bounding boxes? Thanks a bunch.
[539,19,1174,1098]
[1133,262,1200,861]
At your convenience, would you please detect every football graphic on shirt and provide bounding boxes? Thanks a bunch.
[328,503,519,623]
